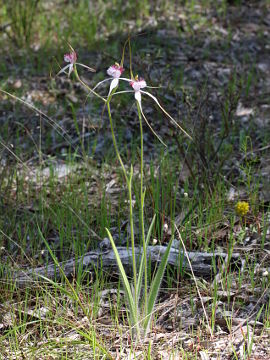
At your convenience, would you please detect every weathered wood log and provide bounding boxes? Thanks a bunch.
[8,245,240,287]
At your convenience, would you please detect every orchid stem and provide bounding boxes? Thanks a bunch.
[106,100,138,319]
[137,101,148,316]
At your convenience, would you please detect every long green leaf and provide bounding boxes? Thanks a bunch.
[136,214,156,301]
[144,236,173,333]
[105,228,137,327]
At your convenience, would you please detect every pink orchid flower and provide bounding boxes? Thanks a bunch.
[93,63,129,97]
[130,76,191,144]
[107,64,124,78]
[58,51,77,77]
[58,51,95,77]
[64,52,77,64]
[106,64,125,95]
[129,77,147,102]
[129,77,167,144]
[92,58,191,142]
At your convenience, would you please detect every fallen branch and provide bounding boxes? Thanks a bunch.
[8,245,240,287]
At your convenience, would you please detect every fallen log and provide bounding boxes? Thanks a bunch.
[8,245,240,287]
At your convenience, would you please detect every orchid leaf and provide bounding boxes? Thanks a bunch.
[144,236,173,333]
[136,214,156,302]
[105,228,137,327]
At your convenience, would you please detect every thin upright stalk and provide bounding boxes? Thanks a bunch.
[137,102,148,314]
[73,67,106,103]
[106,101,138,316]
[106,102,127,181]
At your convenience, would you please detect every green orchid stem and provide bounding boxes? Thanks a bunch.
[106,100,138,320]
[106,101,127,181]
[136,101,148,315]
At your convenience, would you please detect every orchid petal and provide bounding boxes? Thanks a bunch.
[136,94,167,147]
[131,79,147,92]
[57,64,71,76]
[68,64,73,77]
[145,85,161,89]
[106,90,134,97]
[140,90,192,139]
[109,78,119,96]
[76,63,95,72]
[134,90,141,103]
[107,64,124,78]
[118,77,133,82]
[93,78,113,91]
[93,77,131,92]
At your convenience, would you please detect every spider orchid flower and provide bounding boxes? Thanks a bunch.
[128,76,192,144]
[57,51,77,77]
[93,63,128,97]
[129,77,147,102]
[107,63,125,94]
[129,77,166,145]
[58,51,95,77]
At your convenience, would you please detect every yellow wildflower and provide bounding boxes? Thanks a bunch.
[235,201,249,216]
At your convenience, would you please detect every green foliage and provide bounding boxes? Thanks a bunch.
[5,0,40,46]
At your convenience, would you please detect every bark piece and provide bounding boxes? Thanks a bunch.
[9,245,240,287]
